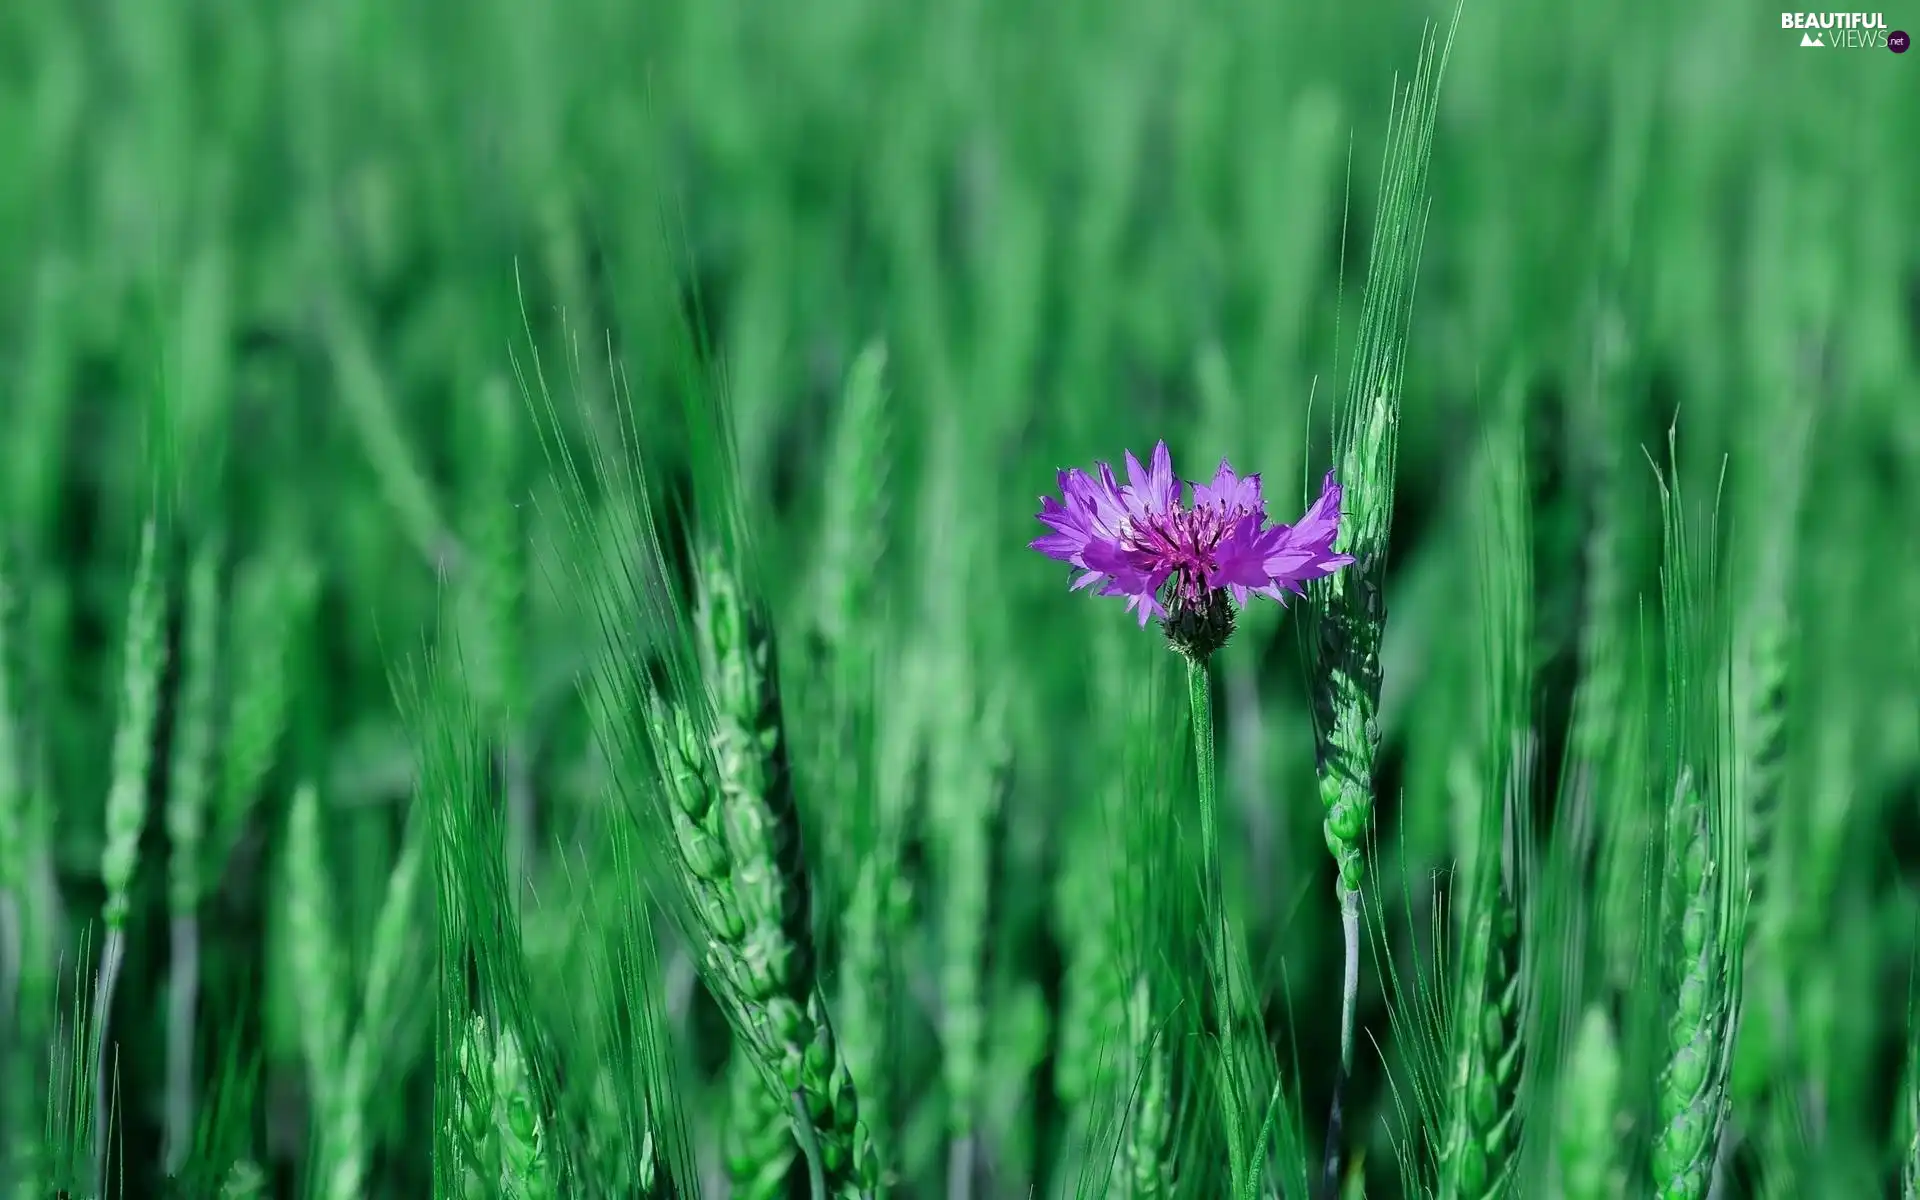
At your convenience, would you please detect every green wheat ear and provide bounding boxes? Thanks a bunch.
[215,544,318,873]
[1646,439,1745,1200]
[449,1013,549,1198]
[491,1025,557,1200]
[809,339,893,655]
[1119,974,1177,1200]
[807,341,903,1162]
[94,515,166,1198]
[1063,640,1216,1200]
[402,622,592,1198]
[1050,765,1128,1178]
[1306,11,1457,1190]
[162,533,222,1175]
[593,806,694,1198]
[1553,1005,1625,1200]
[1433,396,1533,1200]
[283,782,349,1192]
[927,662,1008,1197]
[519,276,881,1197]
[219,1160,267,1199]
[1436,876,1525,1200]
[444,1009,560,1200]
[726,1040,800,1199]
[687,545,879,1198]
[1310,3,1459,898]
[314,809,425,1200]
[692,539,813,1199]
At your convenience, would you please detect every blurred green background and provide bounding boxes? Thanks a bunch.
[1,0,1916,1195]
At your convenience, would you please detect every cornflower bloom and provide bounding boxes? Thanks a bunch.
[1030,440,1353,659]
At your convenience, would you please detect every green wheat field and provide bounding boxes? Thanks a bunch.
[1,0,1916,1197]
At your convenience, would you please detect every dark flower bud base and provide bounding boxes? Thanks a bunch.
[1163,586,1236,662]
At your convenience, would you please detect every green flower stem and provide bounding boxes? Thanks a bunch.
[1187,653,1249,1192]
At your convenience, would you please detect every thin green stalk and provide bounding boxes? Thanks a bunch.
[1186,653,1247,1192]
[1327,888,1360,1192]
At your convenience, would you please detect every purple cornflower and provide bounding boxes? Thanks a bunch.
[1031,440,1353,657]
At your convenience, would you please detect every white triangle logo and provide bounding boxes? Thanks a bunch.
[1800,30,1823,45]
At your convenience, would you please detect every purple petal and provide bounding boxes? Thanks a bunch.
[1203,514,1286,600]
[1192,459,1263,515]
[1147,441,1177,509]
[1030,532,1084,562]
[1123,441,1180,518]
[1291,471,1345,544]
[1260,472,1355,589]
[1030,494,1094,566]
[1094,560,1168,626]
[1033,463,1138,577]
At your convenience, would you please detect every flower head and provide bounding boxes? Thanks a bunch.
[1031,440,1354,658]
